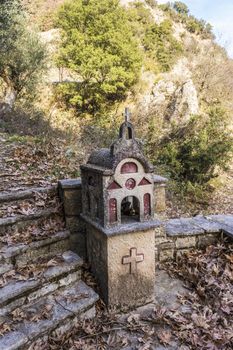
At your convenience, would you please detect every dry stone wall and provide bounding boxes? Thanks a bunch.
[59,179,233,262]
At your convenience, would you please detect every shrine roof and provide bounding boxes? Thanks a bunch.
[82,108,154,174]
[87,148,114,170]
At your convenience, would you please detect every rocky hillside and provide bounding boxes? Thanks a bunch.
[24,0,233,130]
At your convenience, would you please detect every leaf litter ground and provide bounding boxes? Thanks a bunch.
[28,241,232,350]
[1,131,232,217]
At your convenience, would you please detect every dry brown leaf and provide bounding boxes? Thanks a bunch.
[157,329,172,345]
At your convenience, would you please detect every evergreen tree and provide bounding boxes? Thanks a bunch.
[56,0,142,114]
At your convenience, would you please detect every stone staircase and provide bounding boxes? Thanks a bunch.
[0,186,99,350]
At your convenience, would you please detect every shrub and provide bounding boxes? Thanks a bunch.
[143,19,183,71]
[158,1,213,39]
[173,1,189,15]
[147,107,233,188]
[145,0,157,8]
[0,0,47,108]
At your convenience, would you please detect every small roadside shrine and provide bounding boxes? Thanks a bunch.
[80,108,161,309]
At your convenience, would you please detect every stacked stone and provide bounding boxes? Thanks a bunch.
[0,186,99,350]
[155,215,233,262]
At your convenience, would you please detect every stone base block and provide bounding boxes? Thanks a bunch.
[175,236,196,249]
[197,233,219,248]
[86,223,155,310]
[159,248,175,262]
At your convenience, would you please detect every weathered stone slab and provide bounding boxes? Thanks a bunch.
[207,214,233,227]
[153,175,168,184]
[0,296,26,316]
[192,216,222,233]
[154,270,188,309]
[58,179,81,190]
[206,215,233,238]
[16,236,70,266]
[0,244,27,259]
[0,280,39,306]
[20,281,98,341]
[0,331,28,350]
[165,218,204,236]
[0,263,13,275]
[63,189,82,216]
[43,249,83,282]
[0,185,57,203]
[0,251,83,313]
[0,208,58,229]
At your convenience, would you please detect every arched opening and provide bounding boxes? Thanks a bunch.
[121,196,140,224]
[126,126,133,139]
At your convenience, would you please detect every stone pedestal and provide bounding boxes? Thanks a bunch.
[84,217,159,310]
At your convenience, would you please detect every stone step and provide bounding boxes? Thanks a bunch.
[0,230,70,267]
[0,280,99,350]
[0,208,60,233]
[0,186,57,204]
[0,251,83,316]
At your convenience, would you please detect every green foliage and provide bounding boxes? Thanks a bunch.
[145,0,157,8]
[56,0,142,114]
[147,107,233,188]
[159,1,213,39]
[0,0,47,104]
[186,16,213,37]
[173,1,189,15]
[127,2,182,73]
[143,19,183,71]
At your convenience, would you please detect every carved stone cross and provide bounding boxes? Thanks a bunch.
[122,247,144,274]
[124,107,131,123]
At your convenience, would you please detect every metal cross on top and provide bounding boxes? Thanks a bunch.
[124,107,131,123]
[122,247,144,274]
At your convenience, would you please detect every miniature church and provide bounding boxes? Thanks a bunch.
[81,108,155,228]
[80,109,161,309]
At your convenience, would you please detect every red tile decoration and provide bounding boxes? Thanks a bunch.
[125,178,136,190]
[143,193,151,217]
[138,177,151,186]
[107,181,122,190]
[121,162,138,174]
[109,198,117,223]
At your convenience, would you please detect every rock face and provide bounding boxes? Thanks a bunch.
[137,58,199,124]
